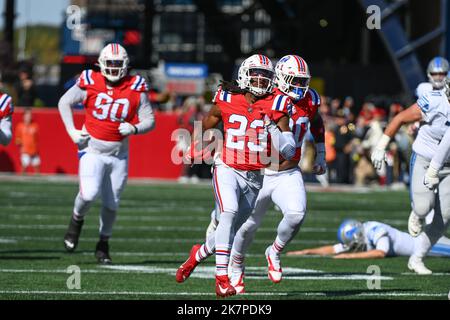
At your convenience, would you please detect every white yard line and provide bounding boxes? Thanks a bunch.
[0,265,393,281]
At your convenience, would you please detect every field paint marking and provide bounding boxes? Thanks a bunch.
[0,238,17,244]
[0,265,393,281]
[401,272,450,276]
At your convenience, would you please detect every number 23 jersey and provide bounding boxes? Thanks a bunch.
[77,70,148,142]
[213,87,289,171]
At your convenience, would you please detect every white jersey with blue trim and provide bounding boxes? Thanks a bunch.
[362,221,414,257]
[413,90,450,161]
[415,82,433,98]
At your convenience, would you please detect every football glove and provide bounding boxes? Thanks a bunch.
[68,129,90,147]
[423,165,439,190]
[371,134,390,170]
[313,143,327,175]
[119,122,137,136]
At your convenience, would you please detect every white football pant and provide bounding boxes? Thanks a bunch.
[410,153,450,259]
[74,152,128,237]
[232,167,307,263]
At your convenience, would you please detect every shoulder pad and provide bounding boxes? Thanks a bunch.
[77,69,95,88]
[308,88,321,106]
[272,94,290,112]
[0,93,13,114]
[216,89,232,103]
[131,75,149,92]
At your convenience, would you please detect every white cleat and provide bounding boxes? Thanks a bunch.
[408,256,432,275]
[265,246,282,283]
[230,270,245,294]
[408,211,424,237]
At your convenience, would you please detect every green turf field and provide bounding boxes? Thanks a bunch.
[0,179,449,300]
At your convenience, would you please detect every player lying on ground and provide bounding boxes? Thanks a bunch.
[286,219,450,259]
[58,43,155,264]
[176,54,296,297]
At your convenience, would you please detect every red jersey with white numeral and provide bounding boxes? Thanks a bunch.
[285,87,321,161]
[0,92,13,119]
[77,70,148,142]
[213,87,290,171]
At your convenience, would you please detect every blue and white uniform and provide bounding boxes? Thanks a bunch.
[415,82,434,99]
[333,221,450,257]
[408,90,450,259]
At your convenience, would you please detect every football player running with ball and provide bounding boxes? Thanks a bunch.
[228,55,325,292]
[58,43,155,264]
[176,54,296,297]
[0,91,13,146]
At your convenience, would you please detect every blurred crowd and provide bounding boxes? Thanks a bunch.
[305,95,415,187]
[171,91,417,187]
[2,66,417,186]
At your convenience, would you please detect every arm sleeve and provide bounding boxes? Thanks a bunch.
[375,236,390,254]
[57,85,87,132]
[135,92,155,134]
[267,124,296,160]
[0,116,12,146]
[430,127,450,169]
[310,112,325,143]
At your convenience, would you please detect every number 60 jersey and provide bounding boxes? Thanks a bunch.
[77,69,148,141]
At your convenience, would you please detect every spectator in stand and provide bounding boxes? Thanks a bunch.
[15,108,40,174]
[333,109,354,184]
[15,69,37,107]
[148,89,175,111]
[330,98,341,116]
[342,96,355,122]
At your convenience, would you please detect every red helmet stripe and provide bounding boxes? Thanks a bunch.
[295,55,306,73]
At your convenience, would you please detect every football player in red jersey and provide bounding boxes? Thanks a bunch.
[227,55,326,292]
[0,92,13,146]
[175,54,296,297]
[58,43,155,264]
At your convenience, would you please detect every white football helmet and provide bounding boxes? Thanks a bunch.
[337,219,366,251]
[237,54,274,96]
[445,71,450,98]
[98,43,129,83]
[275,55,311,101]
[427,56,449,89]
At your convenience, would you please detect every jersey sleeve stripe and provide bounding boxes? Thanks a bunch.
[85,70,93,85]
[272,95,282,110]
[417,95,429,111]
[0,94,10,112]
[223,91,231,102]
[310,89,320,105]
[133,76,143,90]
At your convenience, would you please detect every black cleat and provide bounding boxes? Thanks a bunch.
[95,240,112,265]
[63,218,84,252]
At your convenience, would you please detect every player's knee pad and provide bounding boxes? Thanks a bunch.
[283,211,305,229]
[412,199,434,218]
[80,188,100,203]
[239,217,259,238]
